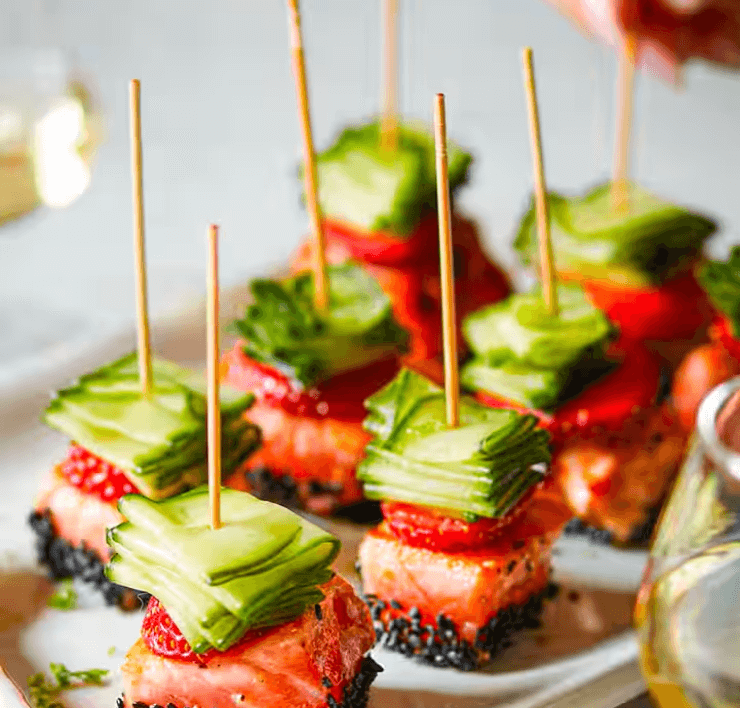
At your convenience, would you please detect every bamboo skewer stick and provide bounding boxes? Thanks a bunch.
[206,224,222,531]
[433,93,460,429]
[380,0,399,151]
[611,35,637,212]
[129,79,153,395]
[522,47,558,317]
[286,0,329,310]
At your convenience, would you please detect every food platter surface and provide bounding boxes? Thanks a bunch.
[0,294,647,708]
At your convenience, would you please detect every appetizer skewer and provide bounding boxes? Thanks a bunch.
[222,263,408,515]
[515,39,717,368]
[113,241,381,708]
[111,489,381,708]
[288,0,509,362]
[464,57,687,544]
[30,355,260,606]
[29,84,261,607]
[221,0,409,517]
[356,94,569,670]
[462,286,685,543]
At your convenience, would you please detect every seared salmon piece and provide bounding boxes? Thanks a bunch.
[553,403,686,542]
[121,577,377,708]
[34,467,122,561]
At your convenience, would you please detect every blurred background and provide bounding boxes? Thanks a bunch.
[1,0,739,386]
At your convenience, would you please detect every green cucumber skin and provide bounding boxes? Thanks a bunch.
[105,488,340,654]
[514,182,716,286]
[310,119,472,236]
[43,353,260,496]
[359,369,551,519]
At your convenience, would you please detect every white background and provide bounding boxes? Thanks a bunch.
[1,0,739,380]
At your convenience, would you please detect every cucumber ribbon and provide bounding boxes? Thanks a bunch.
[106,488,340,653]
[461,284,616,411]
[357,369,551,519]
[43,354,260,499]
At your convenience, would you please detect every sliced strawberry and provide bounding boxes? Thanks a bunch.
[322,215,439,266]
[551,344,661,441]
[141,596,274,665]
[580,268,712,342]
[221,345,399,422]
[381,491,535,552]
[59,445,138,503]
[141,596,200,662]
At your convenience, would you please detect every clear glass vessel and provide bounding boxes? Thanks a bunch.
[636,377,740,708]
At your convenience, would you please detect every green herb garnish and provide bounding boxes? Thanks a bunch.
[233,263,407,389]
[698,247,740,338]
[309,119,472,235]
[358,369,551,519]
[46,580,77,611]
[27,664,108,708]
[514,182,716,287]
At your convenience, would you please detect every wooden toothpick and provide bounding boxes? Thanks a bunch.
[129,79,153,395]
[206,224,222,531]
[286,0,329,310]
[611,34,637,212]
[522,47,558,317]
[380,0,399,152]
[433,93,460,429]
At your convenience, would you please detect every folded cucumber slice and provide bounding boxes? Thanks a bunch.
[359,369,550,518]
[514,182,716,287]
[310,119,472,236]
[106,489,340,654]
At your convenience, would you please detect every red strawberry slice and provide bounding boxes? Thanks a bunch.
[141,597,200,662]
[59,445,138,503]
[580,268,712,342]
[380,490,536,553]
[222,347,399,422]
[322,215,440,266]
[552,343,661,441]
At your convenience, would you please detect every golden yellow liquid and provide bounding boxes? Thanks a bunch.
[0,79,101,225]
[635,544,740,708]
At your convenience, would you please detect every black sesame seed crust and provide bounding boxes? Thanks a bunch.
[29,509,148,610]
[116,654,382,708]
[363,583,558,671]
[239,467,382,523]
[563,503,661,547]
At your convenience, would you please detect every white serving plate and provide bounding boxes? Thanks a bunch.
[0,286,648,708]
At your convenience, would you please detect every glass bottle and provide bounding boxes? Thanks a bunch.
[636,377,740,708]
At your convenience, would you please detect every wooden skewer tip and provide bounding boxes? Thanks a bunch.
[433,93,460,429]
[129,77,152,396]
[521,46,558,317]
[206,223,222,530]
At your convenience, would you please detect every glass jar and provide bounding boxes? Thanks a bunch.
[636,376,740,708]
